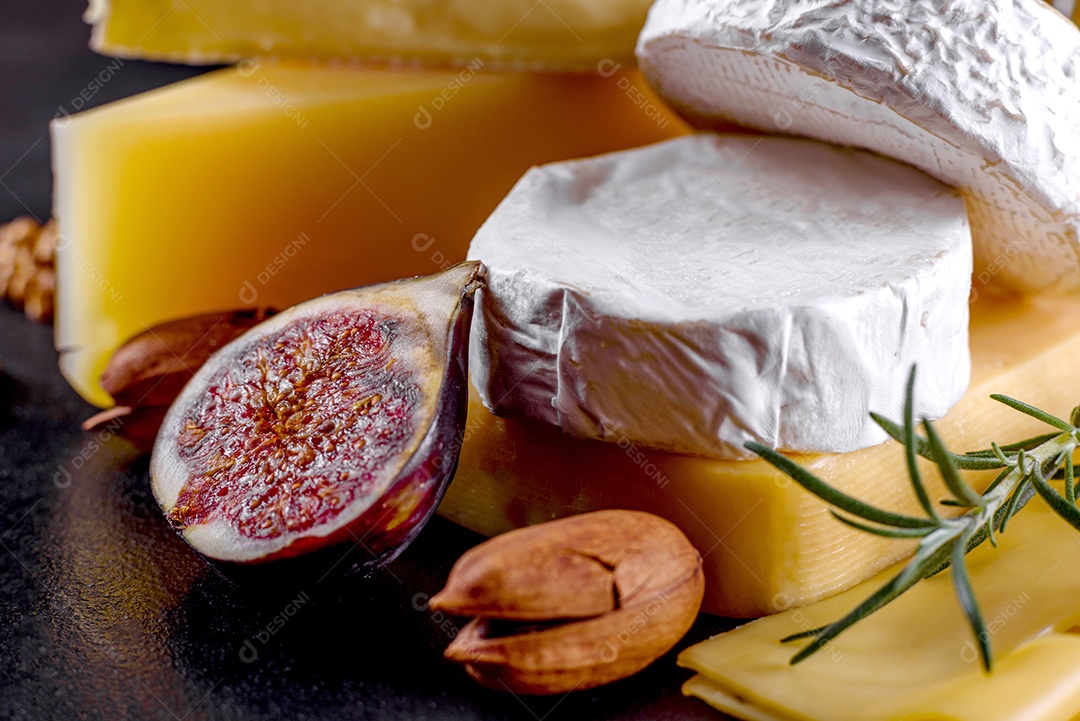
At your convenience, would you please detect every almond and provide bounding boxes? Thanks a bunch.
[430,509,704,695]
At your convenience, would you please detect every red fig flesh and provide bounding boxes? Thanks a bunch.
[150,262,484,564]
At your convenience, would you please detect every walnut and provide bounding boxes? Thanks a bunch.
[0,216,57,323]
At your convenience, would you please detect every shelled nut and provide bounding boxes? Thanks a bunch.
[431,510,705,695]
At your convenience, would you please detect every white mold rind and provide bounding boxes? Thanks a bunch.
[469,135,972,459]
[637,0,1080,292]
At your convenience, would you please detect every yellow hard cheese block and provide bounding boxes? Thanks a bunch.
[51,63,685,407]
[680,500,1080,721]
[87,0,653,71]
[441,294,1080,617]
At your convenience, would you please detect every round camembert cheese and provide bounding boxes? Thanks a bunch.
[637,0,1080,293]
[468,135,972,459]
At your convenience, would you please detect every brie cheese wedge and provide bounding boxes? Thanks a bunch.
[468,135,972,459]
[637,0,1080,293]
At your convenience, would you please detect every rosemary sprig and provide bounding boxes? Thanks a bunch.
[746,366,1080,672]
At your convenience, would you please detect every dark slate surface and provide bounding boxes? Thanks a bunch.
[0,2,735,719]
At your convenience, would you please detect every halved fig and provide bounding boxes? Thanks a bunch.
[150,262,484,565]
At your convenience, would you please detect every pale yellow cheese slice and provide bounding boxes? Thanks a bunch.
[51,63,686,407]
[680,500,1080,721]
[86,0,653,71]
[441,294,1080,617]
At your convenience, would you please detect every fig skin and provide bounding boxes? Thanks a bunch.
[150,262,485,567]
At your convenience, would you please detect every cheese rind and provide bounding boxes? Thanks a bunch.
[637,0,1080,292]
[50,64,686,407]
[468,134,972,459]
[441,294,1080,616]
[680,501,1080,721]
[87,0,653,71]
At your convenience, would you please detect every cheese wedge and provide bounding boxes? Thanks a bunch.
[637,0,1080,293]
[86,0,653,71]
[441,293,1080,616]
[468,135,972,459]
[51,63,686,408]
[680,500,1080,721]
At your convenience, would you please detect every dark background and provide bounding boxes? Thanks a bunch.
[2,1,210,224]
[0,2,733,719]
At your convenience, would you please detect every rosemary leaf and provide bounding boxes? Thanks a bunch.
[990,394,1075,432]
[781,627,826,643]
[903,368,938,519]
[950,529,991,672]
[964,432,1059,457]
[923,420,985,507]
[829,511,935,539]
[990,442,1010,466]
[745,442,937,529]
[1030,468,1080,531]
[999,478,1029,534]
[1066,452,1076,506]
[871,414,1005,471]
[788,579,910,664]
[985,516,997,548]
[788,541,951,665]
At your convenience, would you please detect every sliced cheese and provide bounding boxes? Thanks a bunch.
[441,293,1080,616]
[86,0,652,71]
[637,0,1080,293]
[680,500,1080,721]
[467,134,972,459]
[51,63,686,408]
